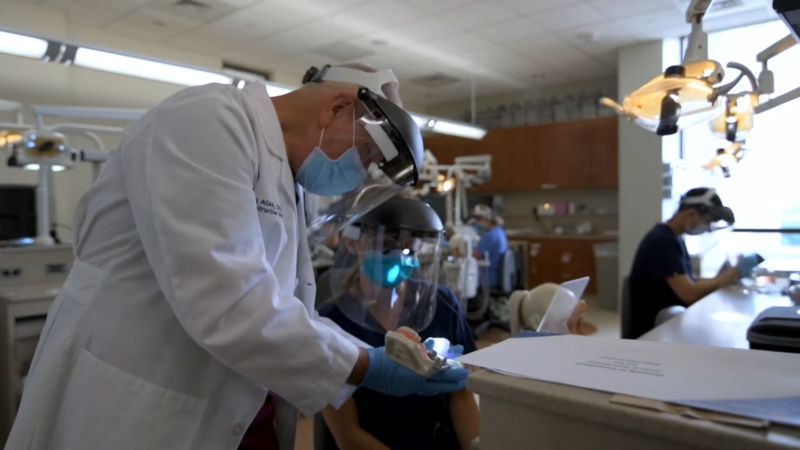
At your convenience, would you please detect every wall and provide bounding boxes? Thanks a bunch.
[617,39,681,292]
[425,77,616,121]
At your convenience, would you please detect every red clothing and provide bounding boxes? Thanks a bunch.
[238,392,279,450]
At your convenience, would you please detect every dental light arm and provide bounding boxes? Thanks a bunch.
[753,33,800,115]
[684,0,714,63]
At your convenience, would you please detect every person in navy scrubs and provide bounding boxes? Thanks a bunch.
[471,204,508,289]
[318,196,479,450]
[629,187,760,338]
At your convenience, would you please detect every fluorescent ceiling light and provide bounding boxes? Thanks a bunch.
[0,30,485,139]
[430,119,487,139]
[410,114,428,128]
[74,48,233,87]
[0,31,47,59]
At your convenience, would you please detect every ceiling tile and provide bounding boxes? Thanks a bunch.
[400,0,480,14]
[328,0,426,34]
[550,58,616,80]
[166,0,343,54]
[556,22,638,59]
[529,4,608,31]
[303,0,372,8]
[379,17,463,41]
[147,0,237,23]
[243,18,361,54]
[420,33,495,55]
[39,0,149,27]
[615,7,688,39]
[494,0,581,15]
[475,17,546,43]
[104,8,202,42]
[503,34,574,58]
[438,1,516,29]
[167,0,319,54]
[389,62,439,79]
[216,0,261,7]
[589,0,678,20]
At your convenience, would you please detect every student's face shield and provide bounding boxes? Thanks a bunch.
[681,188,735,232]
[325,223,444,334]
[301,66,424,245]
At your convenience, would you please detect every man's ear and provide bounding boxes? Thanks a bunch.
[323,93,357,125]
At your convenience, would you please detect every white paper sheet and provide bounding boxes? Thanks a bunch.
[457,335,800,402]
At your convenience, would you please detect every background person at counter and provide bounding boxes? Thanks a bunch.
[471,204,508,288]
[629,188,761,339]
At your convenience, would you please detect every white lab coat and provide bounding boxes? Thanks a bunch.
[6,82,370,450]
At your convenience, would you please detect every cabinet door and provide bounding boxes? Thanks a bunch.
[423,135,456,164]
[588,117,619,187]
[471,129,508,192]
[505,126,548,191]
[543,122,592,189]
[526,240,548,289]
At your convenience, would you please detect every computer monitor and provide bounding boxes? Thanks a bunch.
[0,185,36,241]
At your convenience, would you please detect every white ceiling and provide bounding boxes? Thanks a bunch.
[5,0,779,105]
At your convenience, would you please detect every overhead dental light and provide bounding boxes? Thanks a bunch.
[704,141,745,177]
[601,0,800,137]
[0,29,486,140]
[5,131,75,172]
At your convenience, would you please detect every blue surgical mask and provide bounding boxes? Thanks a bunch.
[473,224,484,234]
[296,108,367,196]
[361,250,420,289]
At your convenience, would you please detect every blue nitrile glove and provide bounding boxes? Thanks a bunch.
[446,345,465,359]
[361,347,469,397]
[738,254,761,279]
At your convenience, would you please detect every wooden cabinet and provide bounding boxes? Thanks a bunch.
[525,238,614,295]
[422,117,618,192]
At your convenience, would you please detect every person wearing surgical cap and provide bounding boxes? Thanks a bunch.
[470,204,508,289]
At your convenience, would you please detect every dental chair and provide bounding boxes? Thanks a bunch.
[620,276,635,339]
[472,248,517,338]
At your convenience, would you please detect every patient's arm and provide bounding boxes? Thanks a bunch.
[448,388,480,450]
[321,399,390,450]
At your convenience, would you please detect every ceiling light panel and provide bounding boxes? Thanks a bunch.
[494,0,582,15]
[439,0,517,29]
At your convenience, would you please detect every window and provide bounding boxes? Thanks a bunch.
[677,21,800,275]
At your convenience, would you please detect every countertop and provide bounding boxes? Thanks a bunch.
[639,286,795,349]
[468,370,800,450]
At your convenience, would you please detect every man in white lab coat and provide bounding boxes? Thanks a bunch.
[6,64,468,450]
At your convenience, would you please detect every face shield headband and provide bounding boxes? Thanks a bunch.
[680,188,735,231]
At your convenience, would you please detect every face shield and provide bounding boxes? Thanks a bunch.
[680,188,735,232]
[324,197,444,334]
[301,65,424,245]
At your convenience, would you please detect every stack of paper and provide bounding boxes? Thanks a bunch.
[457,334,800,427]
